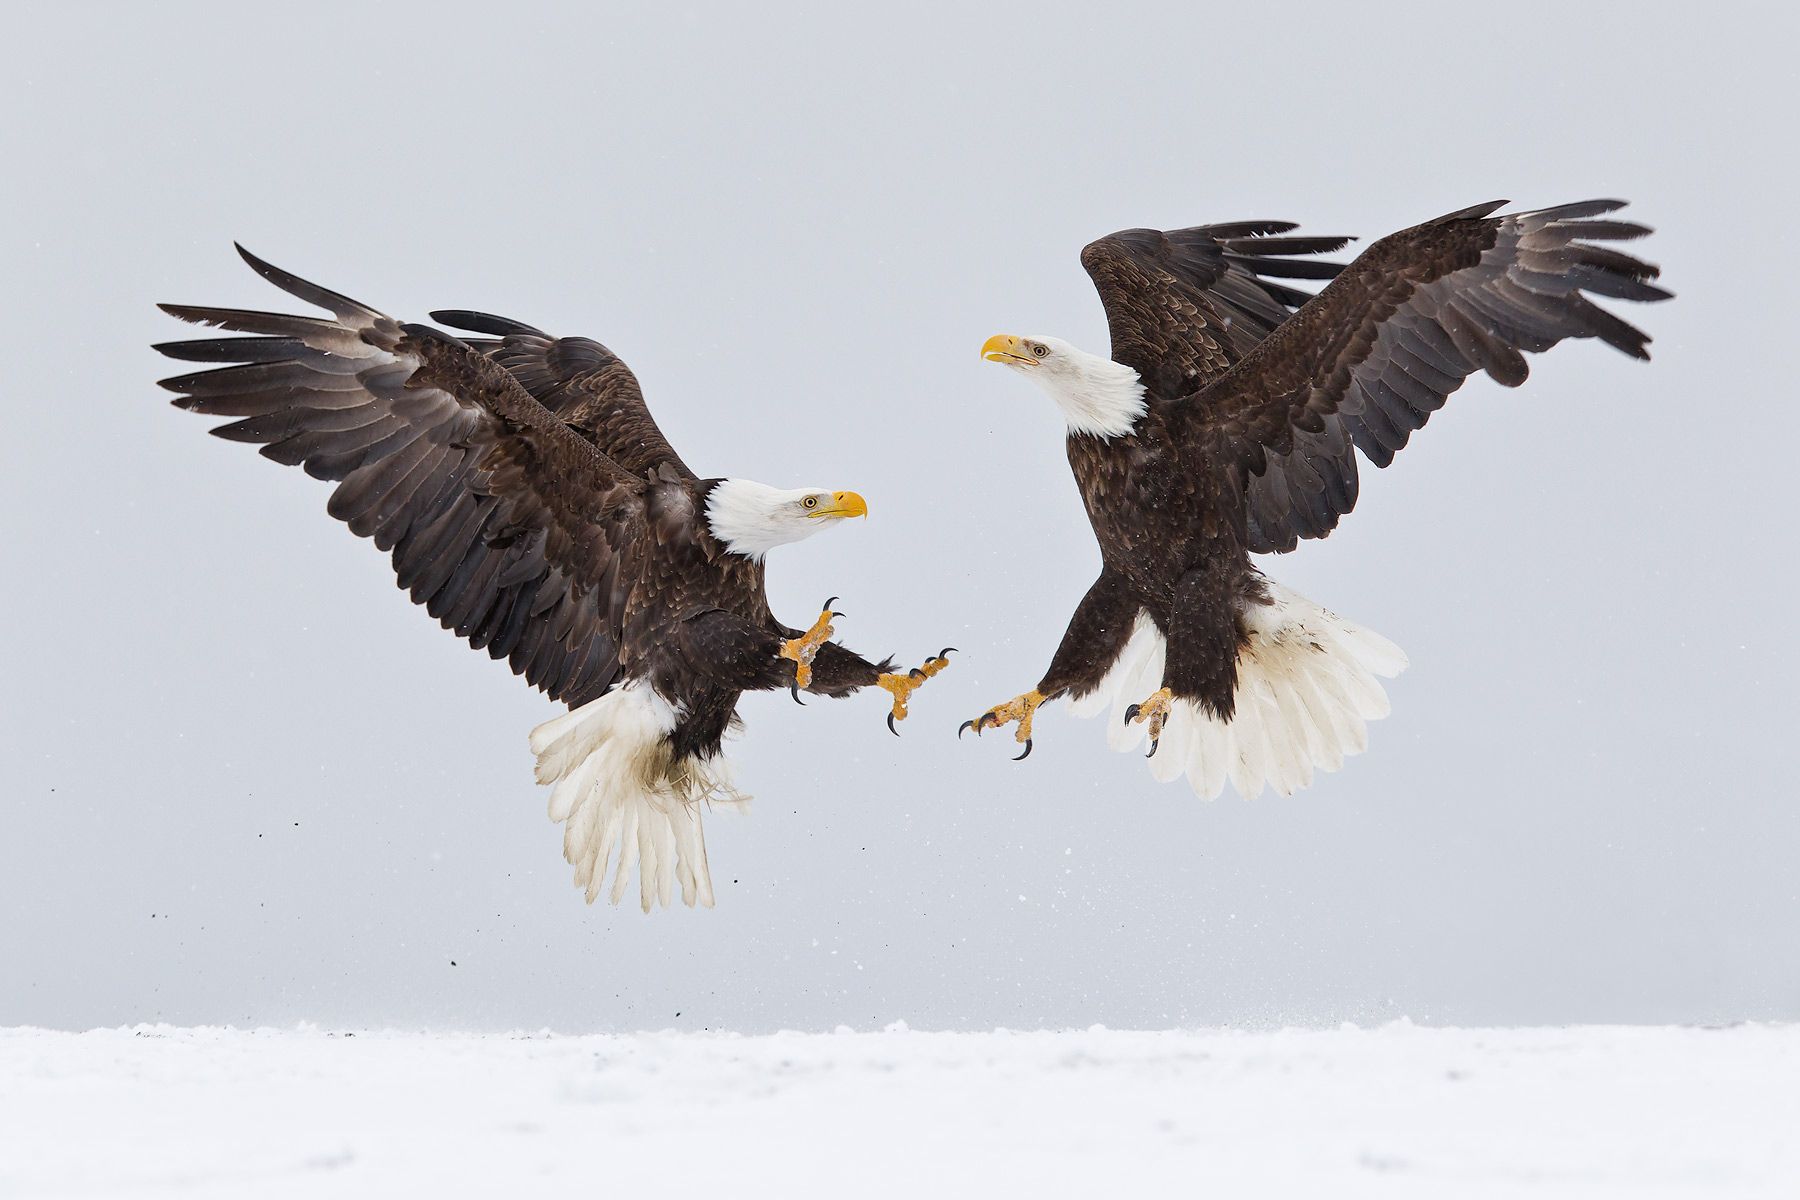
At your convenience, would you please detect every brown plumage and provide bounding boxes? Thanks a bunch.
[971,201,1669,797]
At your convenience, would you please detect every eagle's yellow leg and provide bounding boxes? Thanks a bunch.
[780,596,840,696]
[877,648,956,735]
[1124,686,1175,758]
[959,689,1046,760]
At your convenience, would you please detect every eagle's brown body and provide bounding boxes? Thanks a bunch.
[1051,417,1268,720]
[419,316,894,763]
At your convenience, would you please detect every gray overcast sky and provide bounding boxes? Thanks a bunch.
[3,0,1795,1032]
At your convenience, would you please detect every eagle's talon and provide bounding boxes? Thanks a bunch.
[781,600,841,692]
[961,689,1045,757]
[1014,738,1033,762]
[1126,687,1174,751]
[878,648,954,734]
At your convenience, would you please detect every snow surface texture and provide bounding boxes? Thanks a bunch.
[3,1024,1796,1198]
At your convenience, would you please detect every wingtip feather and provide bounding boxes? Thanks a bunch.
[1433,199,1510,224]
[429,309,546,338]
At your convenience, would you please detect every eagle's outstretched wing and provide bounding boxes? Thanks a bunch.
[1080,222,1353,552]
[1192,200,1669,548]
[156,246,654,707]
[430,310,693,480]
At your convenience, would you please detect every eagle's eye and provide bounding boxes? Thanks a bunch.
[803,496,819,509]
[1032,343,1048,357]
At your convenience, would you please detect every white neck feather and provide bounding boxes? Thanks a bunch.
[1038,343,1147,438]
[704,479,804,560]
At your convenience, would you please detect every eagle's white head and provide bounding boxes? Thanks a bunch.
[705,480,868,560]
[981,333,1147,439]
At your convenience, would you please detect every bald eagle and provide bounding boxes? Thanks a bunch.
[156,247,952,911]
[966,200,1668,798]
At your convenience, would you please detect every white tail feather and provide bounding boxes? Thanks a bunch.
[1072,584,1406,799]
[528,682,746,911]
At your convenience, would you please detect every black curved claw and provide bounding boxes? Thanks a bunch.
[1013,738,1033,762]
[909,667,926,680]
[938,647,958,658]
[958,718,976,739]
[887,711,901,737]
[823,596,842,618]
[1145,736,1160,759]
[790,681,806,706]
[1123,703,1141,725]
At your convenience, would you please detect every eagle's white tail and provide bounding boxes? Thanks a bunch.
[1069,583,1407,798]
[528,682,747,911]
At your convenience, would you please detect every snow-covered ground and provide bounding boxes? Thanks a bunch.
[3,1023,1795,1198]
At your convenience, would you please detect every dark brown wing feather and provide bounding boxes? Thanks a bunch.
[430,310,693,480]
[1081,222,1349,399]
[1191,200,1670,551]
[156,246,652,706]
[1080,222,1352,551]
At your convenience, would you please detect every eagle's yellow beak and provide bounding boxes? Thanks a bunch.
[982,333,1035,366]
[812,491,868,520]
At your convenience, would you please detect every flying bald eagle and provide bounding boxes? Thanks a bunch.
[155,246,952,911]
[966,200,1668,797]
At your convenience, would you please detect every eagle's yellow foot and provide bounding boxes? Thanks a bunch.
[781,596,840,702]
[1124,687,1175,758]
[877,648,956,735]
[959,689,1046,761]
